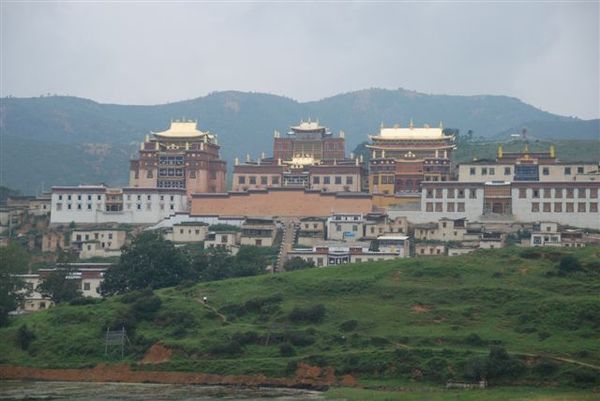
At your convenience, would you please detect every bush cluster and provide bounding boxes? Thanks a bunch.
[289,304,326,323]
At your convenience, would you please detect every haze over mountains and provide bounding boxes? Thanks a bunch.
[1,88,598,194]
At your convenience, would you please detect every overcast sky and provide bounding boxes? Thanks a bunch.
[1,1,598,119]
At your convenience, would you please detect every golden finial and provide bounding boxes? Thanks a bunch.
[409,118,414,129]
[497,144,503,159]
[246,153,250,162]
[524,144,530,153]
[339,130,345,139]
[234,157,239,166]
[550,144,556,158]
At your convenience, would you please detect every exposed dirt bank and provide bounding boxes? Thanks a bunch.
[0,363,356,391]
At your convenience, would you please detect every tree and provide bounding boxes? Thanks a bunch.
[284,257,315,271]
[101,231,194,295]
[0,243,30,326]
[37,267,81,304]
[232,246,269,277]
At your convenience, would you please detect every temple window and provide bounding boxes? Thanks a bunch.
[531,202,539,212]
[504,167,511,175]
[313,176,320,184]
[238,176,246,184]
[578,188,586,198]
[457,202,465,212]
[447,189,455,198]
[346,176,353,185]
[261,176,268,185]
[335,176,342,185]
[250,176,256,184]
[457,189,465,199]
[426,190,433,198]
[590,188,598,198]
[435,202,443,212]
[532,189,540,198]
[543,188,551,198]
[566,202,574,212]
[578,203,586,212]
[469,167,476,176]
[542,167,549,176]
[577,167,584,174]
[272,176,280,185]
[426,202,433,212]
[566,188,574,198]
[489,168,495,175]
[324,176,331,184]
[590,203,598,213]
[543,203,551,212]
[564,167,571,175]
[554,203,562,212]
[481,168,488,175]
[470,189,477,199]
[447,202,455,212]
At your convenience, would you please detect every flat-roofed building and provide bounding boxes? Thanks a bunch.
[287,239,408,267]
[458,145,599,183]
[164,222,209,243]
[240,217,278,247]
[50,185,187,225]
[71,228,127,259]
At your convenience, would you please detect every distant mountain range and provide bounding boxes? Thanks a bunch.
[1,88,598,194]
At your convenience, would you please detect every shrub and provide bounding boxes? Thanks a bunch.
[486,346,526,380]
[209,340,243,357]
[279,343,295,357]
[558,255,582,275]
[69,297,101,306]
[284,257,315,271]
[339,319,358,332]
[120,288,154,304]
[232,331,260,345]
[465,333,485,346]
[289,304,326,323]
[286,330,316,347]
[16,324,36,350]
[424,357,449,381]
[532,360,558,376]
[520,248,541,259]
[131,295,162,320]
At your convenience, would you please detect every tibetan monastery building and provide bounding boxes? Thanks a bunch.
[367,122,455,194]
[232,120,366,192]
[129,120,227,198]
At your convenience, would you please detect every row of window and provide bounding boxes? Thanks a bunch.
[237,175,355,186]
[425,202,466,212]
[531,202,598,213]
[158,168,184,177]
[469,166,586,176]
[57,194,102,201]
[238,175,280,185]
[372,175,394,185]
[519,188,597,199]
[56,203,176,211]
[157,181,185,188]
[57,194,177,201]
[426,188,477,199]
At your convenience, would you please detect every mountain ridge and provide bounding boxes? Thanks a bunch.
[1,88,598,193]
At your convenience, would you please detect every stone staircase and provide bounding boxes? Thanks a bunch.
[275,219,299,272]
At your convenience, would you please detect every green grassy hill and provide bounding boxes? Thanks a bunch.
[1,247,599,391]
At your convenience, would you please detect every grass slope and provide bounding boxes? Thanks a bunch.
[1,247,599,390]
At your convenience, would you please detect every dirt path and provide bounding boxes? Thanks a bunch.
[197,298,228,324]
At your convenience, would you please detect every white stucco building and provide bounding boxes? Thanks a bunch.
[50,185,188,225]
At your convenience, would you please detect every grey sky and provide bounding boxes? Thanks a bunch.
[1,1,599,119]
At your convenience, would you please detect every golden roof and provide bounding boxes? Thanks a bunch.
[152,120,214,139]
